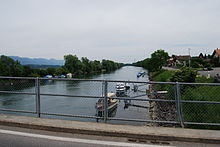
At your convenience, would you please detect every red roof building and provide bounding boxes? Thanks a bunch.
[212,48,220,58]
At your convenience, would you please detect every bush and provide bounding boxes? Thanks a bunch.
[171,67,197,82]
[181,85,220,129]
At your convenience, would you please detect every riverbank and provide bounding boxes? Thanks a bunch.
[148,84,177,127]
[148,69,220,129]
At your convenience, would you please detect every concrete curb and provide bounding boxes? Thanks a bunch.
[0,114,220,144]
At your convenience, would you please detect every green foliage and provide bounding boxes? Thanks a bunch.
[181,85,220,129]
[191,57,213,69]
[170,67,197,82]
[101,59,121,72]
[195,76,215,83]
[152,69,175,82]
[150,49,169,70]
[46,67,56,75]
[64,54,122,76]
[133,49,169,72]
[64,55,81,74]
[55,67,68,75]
[0,55,24,76]
[210,57,220,67]
[0,54,122,78]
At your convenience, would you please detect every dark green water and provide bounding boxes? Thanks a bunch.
[0,66,150,125]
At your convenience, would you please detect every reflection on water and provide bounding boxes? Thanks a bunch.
[96,105,118,118]
[0,79,35,91]
[0,66,149,125]
[1,97,23,106]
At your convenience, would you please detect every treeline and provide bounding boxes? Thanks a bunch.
[64,55,123,76]
[134,49,216,71]
[0,55,123,77]
[133,49,169,72]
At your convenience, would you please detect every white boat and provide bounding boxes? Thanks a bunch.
[116,83,126,96]
[44,75,53,78]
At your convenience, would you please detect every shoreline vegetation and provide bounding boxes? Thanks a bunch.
[0,55,123,89]
[133,49,220,129]
[0,55,123,78]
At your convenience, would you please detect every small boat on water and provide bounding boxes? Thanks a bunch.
[95,93,118,116]
[137,73,142,78]
[137,72,146,78]
[125,83,130,90]
[44,75,53,78]
[116,83,126,96]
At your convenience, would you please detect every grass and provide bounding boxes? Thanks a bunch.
[151,69,220,129]
[152,69,175,82]
[195,76,215,83]
[181,85,220,129]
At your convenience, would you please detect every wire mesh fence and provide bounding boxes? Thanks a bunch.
[180,83,220,129]
[0,76,220,128]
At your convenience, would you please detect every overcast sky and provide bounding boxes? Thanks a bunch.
[1,0,220,63]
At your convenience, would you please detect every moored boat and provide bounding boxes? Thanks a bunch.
[116,83,126,96]
[95,93,118,116]
[125,83,130,90]
[137,71,146,78]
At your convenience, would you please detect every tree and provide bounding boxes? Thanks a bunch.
[133,49,169,72]
[64,55,82,75]
[46,67,56,75]
[93,60,102,73]
[55,67,68,75]
[64,54,122,76]
[22,66,34,77]
[0,55,24,76]
[150,49,169,71]
[81,57,91,74]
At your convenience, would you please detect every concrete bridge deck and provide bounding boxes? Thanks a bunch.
[0,114,219,144]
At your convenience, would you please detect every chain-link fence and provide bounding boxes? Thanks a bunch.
[0,76,220,128]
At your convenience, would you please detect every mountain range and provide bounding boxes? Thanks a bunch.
[10,56,64,65]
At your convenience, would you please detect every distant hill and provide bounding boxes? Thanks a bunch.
[10,56,64,66]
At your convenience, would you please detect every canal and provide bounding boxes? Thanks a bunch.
[0,66,149,125]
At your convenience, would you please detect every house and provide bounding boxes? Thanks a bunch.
[198,53,211,62]
[212,48,220,58]
[175,55,191,61]
[167,55,190,67]
[167,58,176,67]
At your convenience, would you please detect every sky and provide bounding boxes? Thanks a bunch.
[1,0,220,63]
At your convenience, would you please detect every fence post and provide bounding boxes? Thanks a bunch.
[103,80,108,123]
[35,78,41,118]
[175,82,184,128]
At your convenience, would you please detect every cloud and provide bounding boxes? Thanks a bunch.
[1,0,220,62]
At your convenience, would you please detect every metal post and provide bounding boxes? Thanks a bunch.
[35,78,41,117]
[175,82,184,128]
[188,48,191,67]
[103,81,108,123]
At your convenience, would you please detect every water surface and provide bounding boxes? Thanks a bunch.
[0,66,149,125]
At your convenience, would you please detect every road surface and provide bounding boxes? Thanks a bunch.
[0,125,219,147]
[163,66,220,79]
[198,67,220,78]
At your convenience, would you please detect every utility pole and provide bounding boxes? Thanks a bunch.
[188,48,191,67]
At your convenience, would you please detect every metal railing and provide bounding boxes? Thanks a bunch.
[0,76,220,128]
